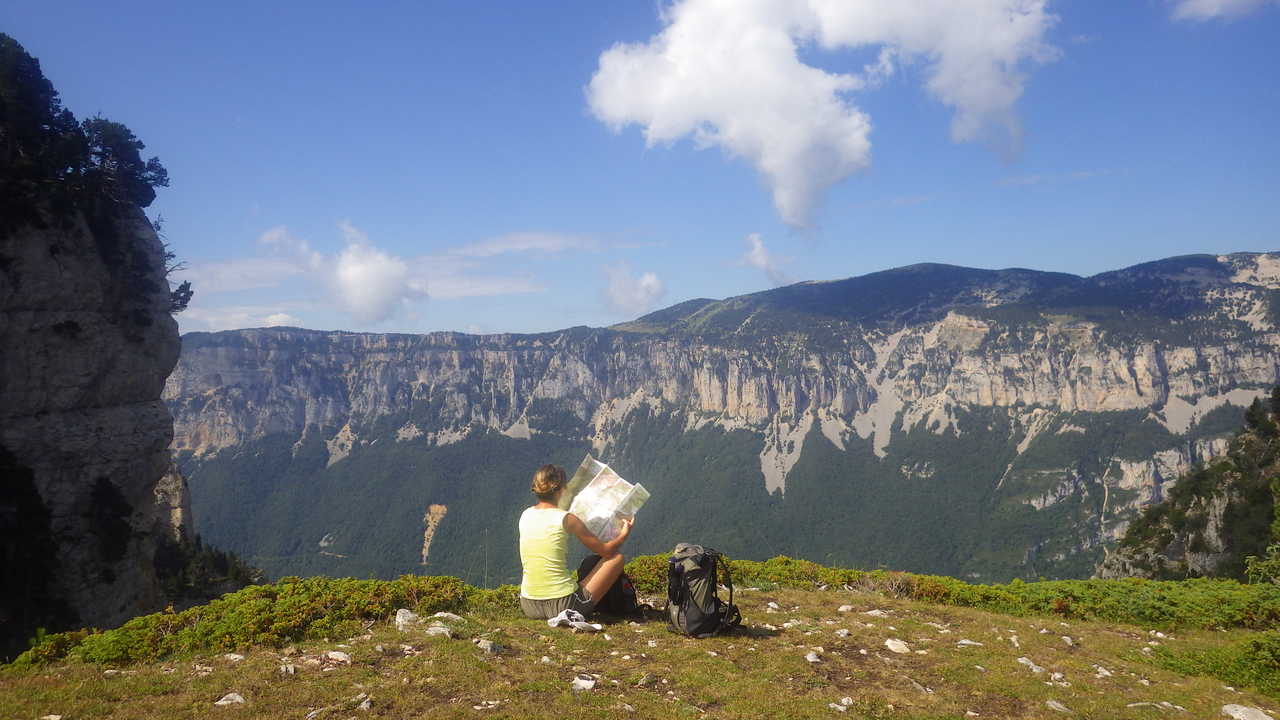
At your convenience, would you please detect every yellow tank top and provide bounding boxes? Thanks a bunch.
[518,507,576,599]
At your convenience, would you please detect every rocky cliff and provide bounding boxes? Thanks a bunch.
[0,201,187,650]
[1097,397,1278,580]
[165,253,1280,583]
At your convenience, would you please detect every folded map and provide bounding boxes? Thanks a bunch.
[560,454,650,542]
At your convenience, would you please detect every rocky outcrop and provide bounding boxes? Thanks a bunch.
[1096,422,1278,580]
[0,201,187,645]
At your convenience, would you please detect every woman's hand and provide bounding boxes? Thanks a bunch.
[616,515,635,539]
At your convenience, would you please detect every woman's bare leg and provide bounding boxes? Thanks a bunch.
[580,553,625,606]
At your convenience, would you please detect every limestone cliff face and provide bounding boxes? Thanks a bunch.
[165,253,1280,577]
[0,202,186,636]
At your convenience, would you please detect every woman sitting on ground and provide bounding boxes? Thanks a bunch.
[518,463,633,619]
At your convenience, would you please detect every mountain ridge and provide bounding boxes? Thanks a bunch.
[164,251,1280,584]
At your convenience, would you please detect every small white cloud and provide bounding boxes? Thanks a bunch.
[741,234,792,287]
[997,168,1110,187]
[450,232,599,258]
[262,312,301,327]
[1171,0,1275,20]
[258,225,323,271]
[588,0,1058,227]
[332,235,420,324]
[419,271,545,299]
[178,304,312,333]
[603,263,666,316]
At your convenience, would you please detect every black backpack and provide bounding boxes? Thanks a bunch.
[666,544,741,637]
[576,554,641,617]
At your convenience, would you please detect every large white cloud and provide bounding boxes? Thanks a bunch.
[604,263,666,316]
[1171,0,1276,20]
[588,0,1057,226]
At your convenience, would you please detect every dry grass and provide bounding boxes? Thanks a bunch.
[3,586,1277,719]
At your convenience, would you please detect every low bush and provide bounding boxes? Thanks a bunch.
[623,554,1280,630]
[13,574,472,667]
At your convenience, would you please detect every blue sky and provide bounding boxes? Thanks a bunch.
[4,1,1278,334]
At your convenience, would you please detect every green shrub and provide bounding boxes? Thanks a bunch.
[623,554,1280,630]
[1247,544,1280,584]
[1155,631,1280,698]
[13,574,470,667]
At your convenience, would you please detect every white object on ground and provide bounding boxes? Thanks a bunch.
[1017,657,1045,674]
[547,609,602,632]
[394,608,421,631]
[1222,706,1277,720]
[884,639,910,654]
[571,674,597,692]
[214,693,245,706]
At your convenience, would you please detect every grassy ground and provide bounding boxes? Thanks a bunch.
[3,585,1276,719]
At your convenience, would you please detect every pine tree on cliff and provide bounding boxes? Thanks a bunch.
[1,32,186,313]
[0,33,169,223]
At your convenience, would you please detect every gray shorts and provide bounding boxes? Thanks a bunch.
[520,588,594,620]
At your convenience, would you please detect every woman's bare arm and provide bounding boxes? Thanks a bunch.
[564,513,633,558]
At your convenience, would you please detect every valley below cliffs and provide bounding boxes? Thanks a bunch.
[165,253,1280,585]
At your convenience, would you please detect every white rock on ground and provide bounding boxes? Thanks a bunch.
[1046,700,1072,713]
[432,612,464,622]
[223,653,244,662]
[424,626,452,639]
[1222,706,1277,720]
[214,693,246,706]
[324,651,351,664]
[805,651,822,663]
[956,639,983,647]
[571,674,597,692]
[394,608,421,631]
[884,639,910,654]
[863,609,889,617]
[1017,657,1045,674]
[837,605,854,613]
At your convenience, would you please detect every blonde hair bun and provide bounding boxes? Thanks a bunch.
[531,464,566,500]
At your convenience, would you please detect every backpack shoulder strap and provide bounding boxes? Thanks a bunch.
[714,551,734,611]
